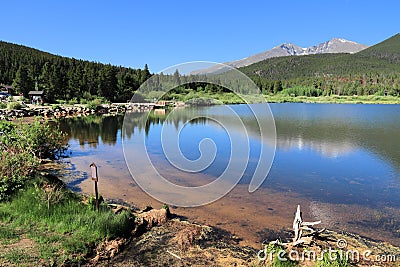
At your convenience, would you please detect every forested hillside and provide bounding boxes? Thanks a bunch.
[1,34,399,103]
[0,41,151,102]
[239,34,400,96]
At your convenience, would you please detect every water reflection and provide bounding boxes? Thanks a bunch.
[58,103,400,243]
[58,104,400,208]
[58,109,210,148]
[271,103,400,173]
[58,104,400,172]
[58,115,124,148]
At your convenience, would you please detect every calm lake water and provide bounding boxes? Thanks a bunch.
[58,103,400,245]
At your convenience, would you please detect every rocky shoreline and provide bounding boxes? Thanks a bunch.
[12,159,395,266]
[0,102,162,120]
[88,200,400,266]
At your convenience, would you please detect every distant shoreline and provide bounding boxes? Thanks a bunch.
[158,92,400,105]
[263,94,400,105]
[1,94,399,121]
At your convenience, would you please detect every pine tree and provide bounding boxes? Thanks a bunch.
[12,66,33,96]
[173,69,181,86]
[273,80,283,94]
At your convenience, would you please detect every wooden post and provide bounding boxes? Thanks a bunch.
[90,162,99,211]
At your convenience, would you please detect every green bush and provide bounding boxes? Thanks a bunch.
[93,98,103,105]
[0,102,7,109]
[0,119,67,200]
[67,98,78,105]
[87,194,104,210]
[51,104,60,110]
[19,97,29,103]
[86,98,104,110]
[7,101,22,110]
[86,101,98,110]
[82,91,93,101]
[0,148,38,201]
[17,118,67,159]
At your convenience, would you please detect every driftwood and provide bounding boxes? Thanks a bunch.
[108,203,132,214]
[269,205,324,247]
[292,205,322,246]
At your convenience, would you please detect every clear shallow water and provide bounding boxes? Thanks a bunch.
[59,103,400,241]
[268,103,400,208]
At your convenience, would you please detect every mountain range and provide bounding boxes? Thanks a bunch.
[193,38,369,74]
[237,33,400,97]
[0,33,399,102]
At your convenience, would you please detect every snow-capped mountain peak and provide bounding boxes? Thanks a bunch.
[192,38,369,74]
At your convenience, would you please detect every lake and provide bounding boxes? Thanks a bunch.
[58,103,400,247]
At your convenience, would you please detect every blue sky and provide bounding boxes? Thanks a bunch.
[1,1,399,72]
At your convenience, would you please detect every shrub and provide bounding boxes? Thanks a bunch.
[0,119,68,200]
[7,101,22,110]
[146,91,165,102]
[0,148,38,201]
[86,98,103,110]
[51,104,60,110]
[86,101,98,110]
[67,98,78,105]
[82,91,93,101]
[0,102,6,109]
[93,98,103,105]
[20,118,67,159]
[19,97,29,103]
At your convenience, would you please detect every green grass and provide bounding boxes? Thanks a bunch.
[162,89,400,105]
[264,243,298,267]
[0,224,20,244]
[315,251,350,267]
[264,94,400,104]
[0,184,134,265]
[7,101,22,110]
[2,248,33,265]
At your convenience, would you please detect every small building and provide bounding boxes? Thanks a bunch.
[28,91,44,105]
[0,84,13,94]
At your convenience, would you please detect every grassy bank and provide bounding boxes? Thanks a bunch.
[0,118,135,265]
[264,94,400,104]
[163,89,400,105]
[0,178,133,265]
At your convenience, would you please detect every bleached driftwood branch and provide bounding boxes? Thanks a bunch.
[266,205,325,248]
[292,205,322,246]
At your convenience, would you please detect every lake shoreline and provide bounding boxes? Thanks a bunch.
[1,142,399,266]
[264,94,400,104]
[1,94,400,120]
[58,156,400,246]
[2,102,400,265]
[47,160,400,266]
